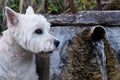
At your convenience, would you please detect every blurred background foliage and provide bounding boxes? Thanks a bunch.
[0,0,119,14]
[0,0,119,32]
[0,0,97,14]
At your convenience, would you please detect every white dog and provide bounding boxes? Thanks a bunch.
[0,6,59,80]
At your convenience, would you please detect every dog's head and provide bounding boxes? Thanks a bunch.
[5,6,60,53]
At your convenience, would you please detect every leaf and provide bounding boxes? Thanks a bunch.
[48,6,52,13]
[10,3,17,8]
[90,4,96,10]
[53,6,59,12]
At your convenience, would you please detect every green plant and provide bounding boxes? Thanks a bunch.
[47,0,65,14]
[3,0,97,14]
[9,0,19,12]
[77,0,96,11]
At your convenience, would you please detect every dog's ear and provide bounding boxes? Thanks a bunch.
[5,6,18,26]
[25,6,34,14]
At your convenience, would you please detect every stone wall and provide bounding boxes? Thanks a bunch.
[36,11,120,80]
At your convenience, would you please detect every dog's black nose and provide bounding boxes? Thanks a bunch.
[54,40,60,48]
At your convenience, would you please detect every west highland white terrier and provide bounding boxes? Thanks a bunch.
[0,6,59,80]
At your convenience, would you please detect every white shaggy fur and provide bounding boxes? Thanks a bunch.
[0,6,59,80]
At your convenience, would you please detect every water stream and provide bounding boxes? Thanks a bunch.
[49,27,120,80]
[93,40,107,80]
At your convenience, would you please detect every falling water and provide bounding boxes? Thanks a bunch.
[93,40,107,80]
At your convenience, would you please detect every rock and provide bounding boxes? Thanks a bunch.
[49,27,86,80]
[44,11,120,26]
[60,26,120,80]
[36,26,120,80]
[36,11,120,80]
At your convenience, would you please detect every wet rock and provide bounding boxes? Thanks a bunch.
[117,50,120,64]
[105,27,120,52]
[36,26,120,80]
[60,26,120,80]
[36,11,120,79]
[104,39,120,80]
[48,26,120,80]
[49,27,86,80]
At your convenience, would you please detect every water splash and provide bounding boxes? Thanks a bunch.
[93,40,107,80]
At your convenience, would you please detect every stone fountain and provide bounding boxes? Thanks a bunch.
[36,11,120,80]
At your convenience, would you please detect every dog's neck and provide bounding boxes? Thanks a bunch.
[0,30,36,79]
[1,30,33,63]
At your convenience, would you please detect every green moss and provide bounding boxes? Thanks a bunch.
[104,40,120,80]
[62,28,102,80]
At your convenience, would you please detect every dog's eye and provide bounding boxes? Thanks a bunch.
[35,29,43,34]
